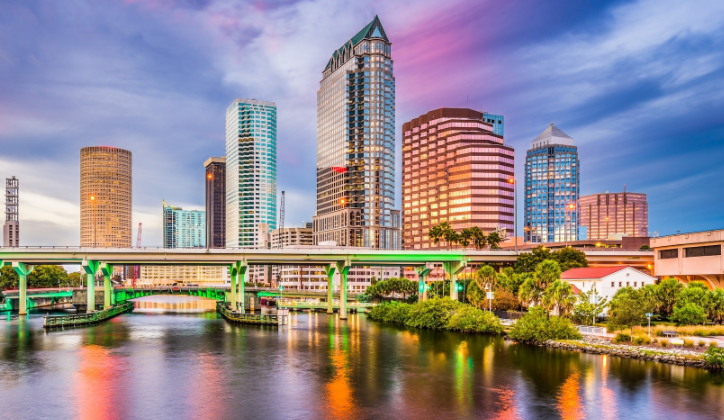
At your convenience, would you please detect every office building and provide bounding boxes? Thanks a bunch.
[402,108,515,249]
[313,16,400,249]
[483,113,504,136]
[580,191,648,240]
[204,157,226,248]
[225,98,277,248]
[139,265,229,287]
[163,202,205,248]
[524,124,580,243]
[3,176,19,247]
[80,146,132,247]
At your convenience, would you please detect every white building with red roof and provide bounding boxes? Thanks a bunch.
[561,266,657,304]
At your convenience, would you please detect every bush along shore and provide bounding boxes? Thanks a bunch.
[368,301,724,371]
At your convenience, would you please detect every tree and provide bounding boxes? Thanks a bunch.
[639,244,651,250]
[656,278,683,316]
[708,289,724,324]
[444,228,459,250]
[28,265,69,288]
[508,307,581,343]
[476,265,497,291]
[673,302,707,325]
[608,287,646,333]
[571,288,608,326]
[542,280,576,317]
[0,265,19,290]
[429,225,444,248]
[459,228,473,249]
[487,231,502,249]
[470,226,487,249]
[68,271,82,287]
[534,259,562,289]
[513,246,552,273]
[365,277,418,300]
[551,247,588,272]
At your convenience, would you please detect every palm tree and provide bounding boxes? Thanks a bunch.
[443,226,458,250]
[470,226,487,249]
[429,225,443,248]
[534,259,561,291]
[476,265,497,292]
[487,231,502,249]
[542,279,576,316]
[460,228,474,249]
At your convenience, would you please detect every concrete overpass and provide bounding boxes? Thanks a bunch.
[0,247,653,318]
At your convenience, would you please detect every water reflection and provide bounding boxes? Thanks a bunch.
[132,295,217,313]
[0,311,723,419]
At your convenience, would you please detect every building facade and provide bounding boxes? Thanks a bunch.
[139,265,229,287]
[483,113,504,136]
[3,176,19,247]
[561,266,657,312]
[163,202,205,248]
[402,108,514,249]
[204,157,226,248]
[524,124,580,243]
[580,191,648,240]
[313,16,400,249]
[80,146,132,247]
[225,98,277,248]
[652,229,724,289]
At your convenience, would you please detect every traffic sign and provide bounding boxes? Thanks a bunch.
[279,285,284,291]
[646,313,653,317]
[486,292,494,300]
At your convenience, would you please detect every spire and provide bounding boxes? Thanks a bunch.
[531,123,574,148]
[325,16,390,71]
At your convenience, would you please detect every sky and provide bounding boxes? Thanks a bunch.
[0,0,723,247]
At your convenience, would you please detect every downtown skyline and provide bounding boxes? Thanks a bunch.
[1,0,723,246]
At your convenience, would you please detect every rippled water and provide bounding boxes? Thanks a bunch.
[1,301,723,420]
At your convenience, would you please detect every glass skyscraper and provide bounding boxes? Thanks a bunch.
[313,15,400,249]
[163,202,206,248]
[483,113,504,136]
[524,123,580,243]
[225,98,277,248]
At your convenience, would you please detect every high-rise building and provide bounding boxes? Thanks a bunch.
[402,108,515,249]
[80,146,132,248]
[3,176,19,247]
[313,16,400,249]
[580,191,648,240]
[163,202,205,248]
[524,124,580,243]
[225,98,277,248]
[483,113,505,136]
[204,157,226,248]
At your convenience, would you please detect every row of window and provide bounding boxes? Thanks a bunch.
[660,245,722,259]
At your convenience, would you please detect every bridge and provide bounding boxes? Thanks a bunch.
[0,247,653,319]
[1,288,73,311]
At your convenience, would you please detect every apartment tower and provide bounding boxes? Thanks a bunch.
[204,157,226,248]
[80,146,132,247]
[402,108,515,249]
[580,191,648,240]
[3,176,19,247]
[313,16,400,249]
[524,124,580,243]
[163,202,206,248]
[225,99,277,248]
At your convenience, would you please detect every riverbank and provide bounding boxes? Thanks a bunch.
[528,335,717,369]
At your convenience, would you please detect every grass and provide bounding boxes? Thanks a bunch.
[660,338,670,348]
[644,325,724,337]
[683,339,695,348]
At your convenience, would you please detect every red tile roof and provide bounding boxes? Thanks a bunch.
[561,266,630,280]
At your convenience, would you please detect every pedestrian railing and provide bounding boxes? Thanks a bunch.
[576,325,607,336]
[216,301,286,326]
[44,302,134,329]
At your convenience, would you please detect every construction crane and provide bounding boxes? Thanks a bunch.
[133,223,142,287]
[278,191,285,249]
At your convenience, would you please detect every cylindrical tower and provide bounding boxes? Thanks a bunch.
[80,146,132,247]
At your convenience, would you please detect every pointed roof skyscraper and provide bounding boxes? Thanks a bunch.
[531,123,574,148]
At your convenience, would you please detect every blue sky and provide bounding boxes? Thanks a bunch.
[0,0,723,246]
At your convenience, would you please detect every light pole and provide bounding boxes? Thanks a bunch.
[508,178,517,252]
[566,203,575,246]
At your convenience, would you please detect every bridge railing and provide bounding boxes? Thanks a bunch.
[576,325,607,336]
[43,302,134,328]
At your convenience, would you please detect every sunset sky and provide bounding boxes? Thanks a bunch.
[1,0,723,246]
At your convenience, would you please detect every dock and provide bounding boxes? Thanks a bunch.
[43,302,135,329]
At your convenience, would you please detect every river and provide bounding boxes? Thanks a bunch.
[1,301,723,419]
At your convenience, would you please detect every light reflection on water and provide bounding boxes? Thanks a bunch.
[132,295,218,313]
[0,307,723,420]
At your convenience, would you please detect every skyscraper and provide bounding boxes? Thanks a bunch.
[313,16,400,249]
[3,176,19,247]
[204,157,226,248]
[225,98,277,248]
[580,191,648,240]
[80,146,132,247]
[402,108,514,249]
[524,124,580,243]
[163,202,205,248]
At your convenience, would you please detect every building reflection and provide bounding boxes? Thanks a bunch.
[74,345,124,420]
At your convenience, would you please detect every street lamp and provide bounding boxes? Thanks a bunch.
[566,203,575,246]
[508,178,517,252]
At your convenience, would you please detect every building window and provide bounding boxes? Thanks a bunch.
[634,282,637,287]
[618,282,622,287]
[684,245,722,258]
[659,249,678,259]
[611,282,614,287]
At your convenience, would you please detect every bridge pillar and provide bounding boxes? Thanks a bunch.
[336,261,350,320]
[443,260,467,301]
[12,262,34,315]
[324,265,336,314]
[236,262,248,313]
[100,263,114,309]
[82,260,101,313]
[414,265,432,301]
[229,264,238,308]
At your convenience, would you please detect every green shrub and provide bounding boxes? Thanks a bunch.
[445,305,503,334]
[710,341,719,348]
[613,333,631,344]
[368,301,413,324]
[654,330,664,337]
[405,298,461,329]
[683,339,695,348]
[632,335,651,345]
[672,303,707,326]
[660,339,669,348]
[703,347,724,369]
[508,307,581,343]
